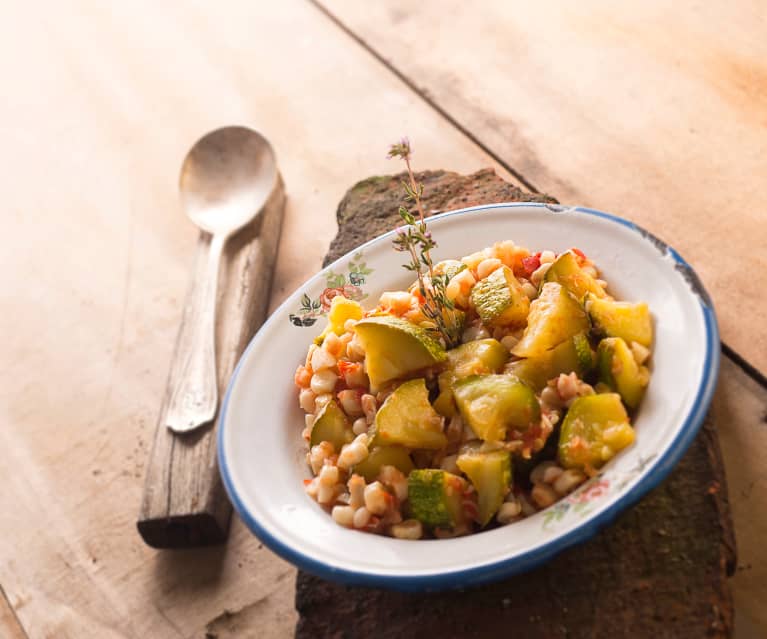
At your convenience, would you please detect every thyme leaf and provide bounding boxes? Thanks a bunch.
[387,138,461,347]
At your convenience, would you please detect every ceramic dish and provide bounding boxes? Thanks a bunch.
[218,203,719,591]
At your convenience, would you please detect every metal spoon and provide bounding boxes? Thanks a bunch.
[166,126,277,433]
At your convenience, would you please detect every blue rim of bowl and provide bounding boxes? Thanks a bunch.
[217,202,720,592]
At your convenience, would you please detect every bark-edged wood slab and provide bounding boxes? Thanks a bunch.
[137,176,286,548]
[295,169,736,638]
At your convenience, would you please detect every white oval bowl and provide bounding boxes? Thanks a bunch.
[218,203,719,591]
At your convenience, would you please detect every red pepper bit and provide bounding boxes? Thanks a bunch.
[570,247,587,265]
[521,253,541,278]
[462,499,479,521]
[410,287,426,305]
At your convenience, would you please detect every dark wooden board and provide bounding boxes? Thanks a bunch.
[295,169,736,638]
[137,178,285,548]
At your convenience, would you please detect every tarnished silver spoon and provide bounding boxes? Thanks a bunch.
[166,126,277,433]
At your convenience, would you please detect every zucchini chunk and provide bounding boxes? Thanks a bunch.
[587,294,653,347]
[352,446,414,482]
[355,316,447,390]
[369,379,447,450]
[456,450,511,525]
[445,338,510,377]
[470,265,530,327]
[558,394,635,470]
[508,332,595,391]
[453,374,541,441]
[544,250,606,300]
[407,469,470,529]
[310,400,353,450]
[512,282,590,358]
[597,337,649,409]
[434,339,510,418]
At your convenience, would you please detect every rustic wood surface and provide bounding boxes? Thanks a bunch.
[295,171,736,639]
[0,2,511,637]
[0,588,27,639]
[1,0,766,637]
[318,0,767,375]
[712,359,767,638]
[138,177,285,548]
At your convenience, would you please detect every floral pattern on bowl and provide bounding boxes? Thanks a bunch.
[289,252,374,327]
[542,454,658,529]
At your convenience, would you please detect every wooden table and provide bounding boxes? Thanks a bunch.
[2,1,765,637]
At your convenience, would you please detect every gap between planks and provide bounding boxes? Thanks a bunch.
[310,0,767,393]
[0,585,29,639]
[306,0,539,193]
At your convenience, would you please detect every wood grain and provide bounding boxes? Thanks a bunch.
[714,357,767,634]
[295,170,736,639]
[318,0,767,375]
[0,0,765,636]
[137,177,285,548]
[0,0,512,636]
[0,587,27,639]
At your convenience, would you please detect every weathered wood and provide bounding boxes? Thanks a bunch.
[0,1,518,635]
[0,587,27,639]
[712,356,767,634]
[295,170,736,639]
[138,177,286,548]
[0,0,762,636]
[318,0,767,376]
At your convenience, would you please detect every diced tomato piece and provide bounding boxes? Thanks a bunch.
[521,254,541,278]
[570,247,587,265]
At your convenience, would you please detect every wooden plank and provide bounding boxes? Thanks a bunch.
[137,177,285,548]
[713,356,767,635]
[1,0,761,636]
[0,587,27,639]
[294,170,735,639]
[0,0,514,636]
[317,0,767,376]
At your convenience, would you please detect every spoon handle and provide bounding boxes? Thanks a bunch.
[166,233,226,432]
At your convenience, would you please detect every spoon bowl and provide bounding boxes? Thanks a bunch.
[180,126,277,235]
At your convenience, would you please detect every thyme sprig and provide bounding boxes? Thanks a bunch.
[387,138,461,347]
